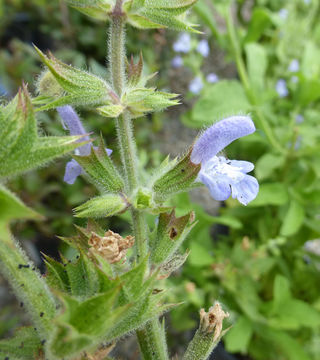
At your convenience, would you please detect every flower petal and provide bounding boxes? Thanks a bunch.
[63,159,82,185]
[57,105,91,155]
[228,160,254,173]
[230,175,259,206]
[199,172,231,201]
[191,116,255,164]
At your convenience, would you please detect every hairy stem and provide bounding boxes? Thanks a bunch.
[109,3,147,260]
[109,2,167,358]
[136,318,169,360]
[0,238,56,338]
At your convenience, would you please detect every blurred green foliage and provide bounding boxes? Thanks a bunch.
[1,0,320,359]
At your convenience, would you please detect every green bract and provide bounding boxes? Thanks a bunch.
[35,46,116,110]
[66,0,200,32]
[0,86,86,179]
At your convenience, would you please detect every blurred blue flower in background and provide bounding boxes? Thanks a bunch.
[288,59,300,72]
[191,116,258,205]
[206,73,219,84]
[197,39,210,57]
[173,33,191,53]
[57,106,112,184]
[276,79,289,97]
[189,76,203,94]
[296,114,304,123]
[0,80,8,96]
[171,55,183,68]
[279,8,288,20]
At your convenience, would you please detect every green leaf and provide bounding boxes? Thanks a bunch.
[0,87,85,179]
[255,153,285,180]
[35,46,113,110]
[301,41,320,79]
[188,242,214,267]
[280,200,305,237]
[224,316,253,353]
[43,254,70,292]
[297,78,320,106]
[74,136,125,193]
[64,252,100,298]
[0,184,42,239]
[245,43,267,94]
[186,80,251,128]
[255,325,312,360]
[50,289,126,358]
[0,327,41,360]
[119,255,149,301]
[74,193,129,218]
[66,0,112,20]
[244,8,272,43]
[272,275,291,310]
[249,183,289,206]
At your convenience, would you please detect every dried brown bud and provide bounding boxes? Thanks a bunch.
[88,230,134,264]
[199,302,229,341]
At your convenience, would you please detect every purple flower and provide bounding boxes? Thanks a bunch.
[206,73,219,84]
[171,56,183,68]
[189,76,203,94]
[276,79,289,98]
[197,39,210,57]
[191,116,258,205]
[288,59,299,72]
[57,105,112,184]
[173,33,191,53]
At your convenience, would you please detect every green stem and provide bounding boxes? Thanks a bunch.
[109,3,147,260]
[0,238,56,338]
[136,318,169,360]
[226,6,286,155]
[109,3,167,358]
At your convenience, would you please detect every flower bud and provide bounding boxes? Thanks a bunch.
[37,70,64,97]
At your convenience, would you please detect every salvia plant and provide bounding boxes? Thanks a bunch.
[0,1,260,359]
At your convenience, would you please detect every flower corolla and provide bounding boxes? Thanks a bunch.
[191,116,258,205]
[57,105,112,184]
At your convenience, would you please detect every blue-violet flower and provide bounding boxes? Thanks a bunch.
[206,73,219,84]
[57,105,112,184]
[173,33,191,53]
[288,59,299,72]
[276,79,289,98]
[197,39,210,57]
[191,116,258,205]
[189,76,203,94]
[171,56,183,68]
